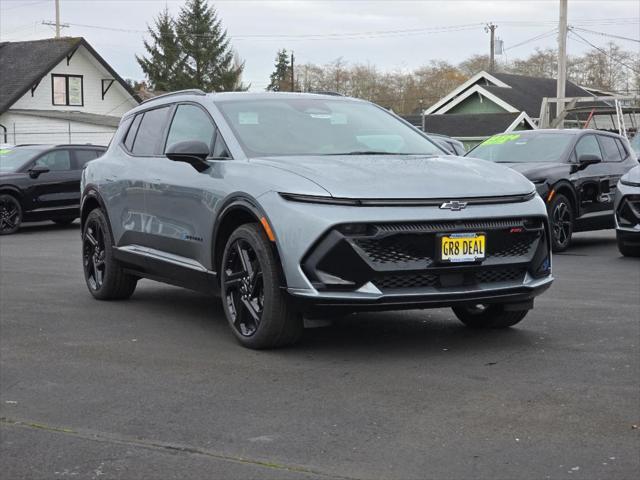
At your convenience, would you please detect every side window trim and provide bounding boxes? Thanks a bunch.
[122,104,173,157]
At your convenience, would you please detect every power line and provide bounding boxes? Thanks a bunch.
[504,28,558,51]
[569,30,640,74]
[571,27,640,44]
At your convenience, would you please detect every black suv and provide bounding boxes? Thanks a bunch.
[467,129,638,251]
[0,144,106,234]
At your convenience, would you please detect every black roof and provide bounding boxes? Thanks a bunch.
[0,37,138,114]
[423,112,530,137]
[486,73,595,115]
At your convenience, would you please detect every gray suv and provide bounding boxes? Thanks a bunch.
[80,91,553,349]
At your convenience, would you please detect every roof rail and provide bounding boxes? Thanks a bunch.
[309,90,344,97]
[140,89,207,105]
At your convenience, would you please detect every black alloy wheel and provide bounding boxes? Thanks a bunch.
[549,194,573,252]
[0,194,22,235]
[83,217,107,291]
[223,238,265,337]
[82,209,137,300]
[221,224,302,349]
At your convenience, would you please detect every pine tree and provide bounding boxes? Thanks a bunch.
[267,49,292,91]
[135,8,185,91]
[175,0,245,91]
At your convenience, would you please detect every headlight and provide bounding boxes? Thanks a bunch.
[621,178,640,187]
[279,192,360,205]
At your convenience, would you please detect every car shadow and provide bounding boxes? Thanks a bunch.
[14,220,79,235]
[129,283,537,357]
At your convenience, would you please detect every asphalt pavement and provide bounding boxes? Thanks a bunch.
[1,221,638,479]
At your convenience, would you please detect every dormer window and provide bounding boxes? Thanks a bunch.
[52,74,83,106]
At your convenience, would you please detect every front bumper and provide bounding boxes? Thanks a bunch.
[259,191,553,310]
[614,182,640,234]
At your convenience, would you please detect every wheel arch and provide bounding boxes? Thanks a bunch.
[0,185,24,204]
[212,196,283,283]
[550,181,578,216]
[80,187,115,242]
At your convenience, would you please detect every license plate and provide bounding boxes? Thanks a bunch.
[440,233,486,263]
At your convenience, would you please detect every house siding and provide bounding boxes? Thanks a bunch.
[11,45,136,116]
[447,96,508,114]
[0,112,115,145]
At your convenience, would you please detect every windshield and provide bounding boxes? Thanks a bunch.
[217,98,443,157]
[0,147,43,172]
[468,132,574,163]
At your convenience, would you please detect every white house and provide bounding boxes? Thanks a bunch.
[0,37,139,146]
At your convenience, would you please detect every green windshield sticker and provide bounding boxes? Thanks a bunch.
[482,134,521,146]
[0,149,13,155]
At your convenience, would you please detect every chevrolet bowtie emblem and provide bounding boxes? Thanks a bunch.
[440,200,468,211]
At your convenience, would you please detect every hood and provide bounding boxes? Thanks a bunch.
[621,165,640,185]
[0,171,24,179]
[251,155,534,199]
[497,162,568,181]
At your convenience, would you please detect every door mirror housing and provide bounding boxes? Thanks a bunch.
[166,141,211,172]
[28,165,50,178]
[577,154,601,169]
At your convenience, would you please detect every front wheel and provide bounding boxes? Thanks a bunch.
[221,224,302,349]
[548,193,574,252]
[83,209,137,300]
[0,194,22,235]
[452,304,529,328]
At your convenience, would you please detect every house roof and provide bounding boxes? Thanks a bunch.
[425,70,598,117]
[9,109,121,128]
[423,112,535,138]
[0,37,138,114]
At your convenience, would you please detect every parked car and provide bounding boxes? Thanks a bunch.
[615,165,640,257]
[0,144,106,234]
[466,129,638,252]
[426,132,466,155]
[81,91,553,349]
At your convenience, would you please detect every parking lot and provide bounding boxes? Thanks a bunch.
[0,222,638,479]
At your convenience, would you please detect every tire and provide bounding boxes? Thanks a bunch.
[0,194,22,235]
[221,223,302,349]
[617,231,640,257]
[548,193,574,252]
[82,208,137,300]
[53,218,76,226]
[452,304,529,329]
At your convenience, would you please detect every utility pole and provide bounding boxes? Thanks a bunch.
[290,52,295,92]
[485,23,497,72]
[556,0,568,128]
[55,0,61,38]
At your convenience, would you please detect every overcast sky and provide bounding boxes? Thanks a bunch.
[1,0,638,90]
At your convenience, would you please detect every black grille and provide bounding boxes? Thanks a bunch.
[354,236,434,265]
[374,267,525,291]
[375,218,541,234]
[375,273,438,290]
[476,267,525,283]
[487,236,536,258]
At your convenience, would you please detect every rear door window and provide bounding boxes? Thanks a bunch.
[598,135,623,162]
[574,135,602,161]
[615,138,629,160]
[73,149,101,169]
[131,106,171,156]
[165,104,216,153]
[123,114,142,152]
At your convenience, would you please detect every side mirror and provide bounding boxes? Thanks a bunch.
[166,141,211,172]
[577,154,601,169]
[29,165,50,178]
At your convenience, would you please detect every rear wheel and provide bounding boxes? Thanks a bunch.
[548,193,573,252]
[221,224,302,349]
[617,231,640,257]
[83,209,137,300]
[0,194,22,235]
[452,304,528,328]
